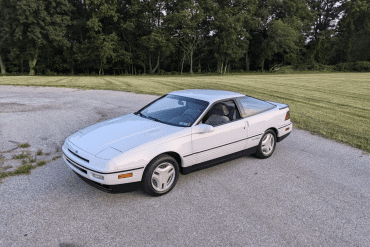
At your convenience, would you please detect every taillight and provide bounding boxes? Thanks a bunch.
[285,111,290,120]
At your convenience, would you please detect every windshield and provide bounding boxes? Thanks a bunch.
[137,94,209,127]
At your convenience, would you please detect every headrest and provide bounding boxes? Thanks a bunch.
[211,103,229,116]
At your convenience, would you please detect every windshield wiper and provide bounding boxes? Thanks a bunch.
[136,112,161,123]
[136,112,165,124]
[146,115,160,122]
[136,112,146,118]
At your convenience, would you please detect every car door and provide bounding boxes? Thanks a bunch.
[191,99,248,164]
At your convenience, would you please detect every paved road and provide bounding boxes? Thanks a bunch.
[0,85,369,247]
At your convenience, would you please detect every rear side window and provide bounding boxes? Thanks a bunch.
[238,96,275,117]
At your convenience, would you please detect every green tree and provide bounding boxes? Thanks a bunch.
[0,0,7,74]
[0,54,5,75]
[209,0,255,75]
[139,0,174,74]
[335,0,370,62]
[0,0,71,75]
[306,0,341,64]
[249,0,311,71]
[166,0,206,74]
[260,18,301,70]
[83,0,121,75]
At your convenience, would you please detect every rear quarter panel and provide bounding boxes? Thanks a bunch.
[246,107,290,149]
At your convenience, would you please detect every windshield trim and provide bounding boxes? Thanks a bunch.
[134,94,167,115]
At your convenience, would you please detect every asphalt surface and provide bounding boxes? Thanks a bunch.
[0,85,369,247]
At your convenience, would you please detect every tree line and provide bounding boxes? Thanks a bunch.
[0,0,369,76]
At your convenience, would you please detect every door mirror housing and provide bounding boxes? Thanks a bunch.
[192,124,214,134]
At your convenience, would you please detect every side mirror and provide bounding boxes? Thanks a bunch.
[192,124,214,134]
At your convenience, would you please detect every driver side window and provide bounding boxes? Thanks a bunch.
[201,100,241,127]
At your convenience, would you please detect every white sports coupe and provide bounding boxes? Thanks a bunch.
[62,89,292,196]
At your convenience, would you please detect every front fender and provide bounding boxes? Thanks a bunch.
[111,134,192,174]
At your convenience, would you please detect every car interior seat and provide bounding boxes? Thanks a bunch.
[204,103,230,127]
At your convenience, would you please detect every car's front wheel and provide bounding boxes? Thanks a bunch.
[254,129,277,159]
[141,154,179,196]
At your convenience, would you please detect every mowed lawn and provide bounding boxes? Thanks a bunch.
[1,73,369,153]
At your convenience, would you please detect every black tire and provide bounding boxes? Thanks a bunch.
[254,129,277,159]
[141,154,179,196]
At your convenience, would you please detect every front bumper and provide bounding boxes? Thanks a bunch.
[62,141,144,193]
[73,171,141,193]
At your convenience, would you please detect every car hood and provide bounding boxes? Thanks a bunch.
[69,114,182,155]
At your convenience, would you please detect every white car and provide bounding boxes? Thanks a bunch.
[62,89,292,196]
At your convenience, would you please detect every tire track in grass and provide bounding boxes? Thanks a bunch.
[3,76,368,121]
[35,76,68,87]
[218,82,370,131]
[264,91,370,121]
[133,77,179,93]
[0,77,18,84]
[46,77,71,87]
[101,77,129,91]
[225,74,370,102]
[161,77,209,91]
[271,82,370,103]
[119,77,164,95]
[143,78,189,92]
[191,78,285,100]
[77,77,102,89]
[294,104,370,130]
[178,77,257,93]
[208,78,370,119]
[234,77,362,106]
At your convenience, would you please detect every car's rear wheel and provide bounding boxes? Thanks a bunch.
[141,154,179,196]
[254,129,276,159]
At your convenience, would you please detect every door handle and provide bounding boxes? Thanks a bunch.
[244,121,249,129]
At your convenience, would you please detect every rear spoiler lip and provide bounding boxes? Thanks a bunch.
[266,101,289,110]
[279,105,289,110]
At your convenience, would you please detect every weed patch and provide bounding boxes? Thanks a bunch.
[37,160,46,166]
[0,157,49,182]
[14,164,33,174]
[18,143,30,148]
[36,149,43,155]
[0,172,10,179]
[12,152,29,159]
[28,156,36,163]
[52,156,61,161]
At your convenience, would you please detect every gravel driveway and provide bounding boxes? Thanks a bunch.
[0,85,369,247]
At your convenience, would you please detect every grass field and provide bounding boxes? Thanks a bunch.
[1,73,369,153]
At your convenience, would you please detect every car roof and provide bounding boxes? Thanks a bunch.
[169,89,245,103]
